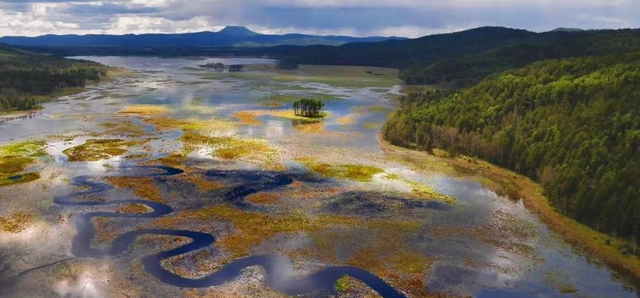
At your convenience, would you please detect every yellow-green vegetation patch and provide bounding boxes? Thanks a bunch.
[367,106,389,112]
[296,157,384,182]
[143,117,235,132]
[99,121,146,137]
[384,173,456,204]
[233,110,330,126]
[270,65,401,88]
[118,105,169,116]
[362,122,382,130]
[63,139,139,162]
[0,211,34,233]
[155,204,415,259]
[180,131,280,169]
[0,140,46,186]
[0,140,46,157]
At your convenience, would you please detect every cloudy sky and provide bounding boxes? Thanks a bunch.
[0,0,638,38]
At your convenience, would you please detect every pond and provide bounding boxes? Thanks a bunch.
[0,56,636,298]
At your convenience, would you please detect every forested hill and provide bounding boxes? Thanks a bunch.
[383,53,640,241]
[265,27,640,87]
[0,44,107,112]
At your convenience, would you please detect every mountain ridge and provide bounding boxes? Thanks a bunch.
[0,26,406,47]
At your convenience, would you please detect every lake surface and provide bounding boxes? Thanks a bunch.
[0,56,636,298]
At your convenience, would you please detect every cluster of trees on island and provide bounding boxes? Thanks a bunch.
[384,53,640,247]
[0,44,107,112]
[200,63,244,72]
[293,99,324,117]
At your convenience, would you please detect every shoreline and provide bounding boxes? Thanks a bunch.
[0,66,128,123]
[380,138,640,286]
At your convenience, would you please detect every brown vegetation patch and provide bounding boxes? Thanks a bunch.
[0,211,34,233]
[180,174,223,192]
[106,177,166,204]
[246,192,280,205]
[117,203,150,214]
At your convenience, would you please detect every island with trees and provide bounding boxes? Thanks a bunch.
[201,62,225,71]
[293,98,325,118]
[229,64,244,72]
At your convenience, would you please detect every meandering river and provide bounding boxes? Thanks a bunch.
[0,56,636,298]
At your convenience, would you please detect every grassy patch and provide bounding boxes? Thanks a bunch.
[0,140,46,187]
[0,211,34,233]
[180,131,280,168]
[384,173,456,204]
[233,110,330,126]
[99,121,146,137]
[63,139,139,162]
[362,122,382,130]
[118,105,169,116]
[180,175,223,192]
[292,122,325,134]
[296,157,384,182]
[246,192,280,205]
[106,177,166,204]
[117,203,150,214]
[0,140,46,157]
[143,117,235,132]
[336,115,356,125]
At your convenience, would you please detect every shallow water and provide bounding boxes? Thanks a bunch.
[0,56,637,298]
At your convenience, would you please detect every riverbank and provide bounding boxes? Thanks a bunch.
[381,138,640,286]
[0,67,129,122]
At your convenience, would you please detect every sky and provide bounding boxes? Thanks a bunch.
[0,0,638,38]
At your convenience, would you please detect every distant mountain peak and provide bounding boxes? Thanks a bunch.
[217,26,259,36]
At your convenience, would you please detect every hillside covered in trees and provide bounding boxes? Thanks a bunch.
[0,44,107,113]
[264,27,640,88]
[384,53,640,242]
[18,27,640,90]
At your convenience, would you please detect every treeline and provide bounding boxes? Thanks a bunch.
[263,27,640,88]
[293,99,324,117]
[384,53,640,243]
[0,43,107,112]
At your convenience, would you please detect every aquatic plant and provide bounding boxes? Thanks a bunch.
[0,140,46,186]
[63,139,140,162]
[106,176,166,203]
[180,131,280,168]
[118,105,169,116]
[295,157,384,182]
[233,110,329,126]
[0,211,34,233]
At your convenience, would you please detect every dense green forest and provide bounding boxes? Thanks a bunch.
[265,28,640,88]
[0,44,107,113]
[384,53,640,242]
[19,27,640,89]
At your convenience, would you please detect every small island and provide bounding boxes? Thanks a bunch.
[293,98,325,118]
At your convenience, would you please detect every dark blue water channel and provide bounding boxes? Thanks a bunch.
[54,164,407,298]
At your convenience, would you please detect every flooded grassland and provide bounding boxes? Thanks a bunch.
[0,56,637,298]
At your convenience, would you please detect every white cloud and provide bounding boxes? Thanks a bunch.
[0,0,638,37]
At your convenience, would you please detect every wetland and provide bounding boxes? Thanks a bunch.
[0,56,638,298]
